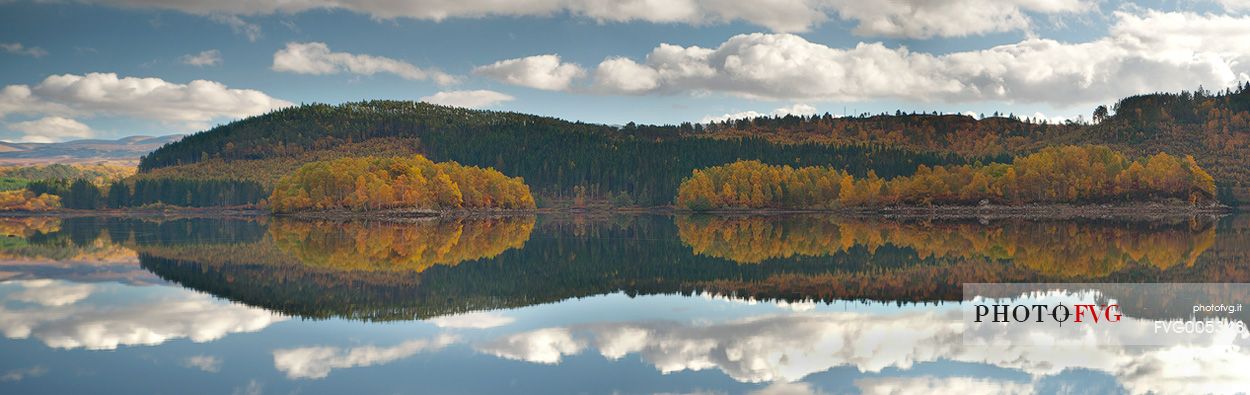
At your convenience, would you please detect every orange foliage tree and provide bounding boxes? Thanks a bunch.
[269,155,536,212]
[0,190,61,211]
[677,146,1217,209]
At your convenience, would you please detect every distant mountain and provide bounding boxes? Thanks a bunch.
[0,135,183,164]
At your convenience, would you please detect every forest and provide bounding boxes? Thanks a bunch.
[268,155,535,212]
[697,84,1250,204]
[0,163,134,211]
[676,146,1217,209]
[132,84,1250,208]
[134,101,995,207]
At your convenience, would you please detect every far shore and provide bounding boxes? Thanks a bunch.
[0,202,1237,221]
[678,203,1235,220]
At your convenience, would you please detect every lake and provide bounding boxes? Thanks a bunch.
[1,213,1247,394]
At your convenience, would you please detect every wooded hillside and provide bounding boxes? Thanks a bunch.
[132,85,1250,207]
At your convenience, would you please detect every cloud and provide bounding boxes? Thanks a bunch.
[825,0,1094,39]
[183,355,222,373]
[1216,0,1250,13]
[700,103,817,123]
[588,10,1250,108]
[748,381,826,395]
[0,280,287,350]
[469,300,1250,393]
[181,49,223,67]
[272,42,457,85]
[475,328,584,364]
[6,117,96,143]
[208,14,262,42]
[427,311,516,328]
[854,376,1033,395]
[592,58,660,93]
[0,72,290,132]
[1,42,48,58]
[232,380,263,395]
[419,90,514,109]
[0,366,47,382]
[273,335,458,379]
[6,279,94,306]
[72,0,1096,36]
[473,54,586,91]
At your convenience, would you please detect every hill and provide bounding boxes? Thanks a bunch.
[693,84,1250,203]
[0,135,183,165]
[136,101,979,206]
[135,85,1250,207]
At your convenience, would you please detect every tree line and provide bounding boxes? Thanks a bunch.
[677,145,1217,209]
[24,177,266,209]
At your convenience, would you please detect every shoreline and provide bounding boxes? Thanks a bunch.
[679,203,1234,220]
[0,203,1237,221]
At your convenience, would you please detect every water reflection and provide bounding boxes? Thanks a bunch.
[455,292,1250,393]
[5,214,1240,321]
[0,279,285,350]
[270,217,535,272]
[0,213,1246,394]
[676,215,1217,275]
[273,335,459,379]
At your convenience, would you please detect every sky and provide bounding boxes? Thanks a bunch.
[1,0,1248,142]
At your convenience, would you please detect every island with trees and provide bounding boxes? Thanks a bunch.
[268,154,535,214]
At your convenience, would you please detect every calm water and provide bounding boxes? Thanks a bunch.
[1,214,1247,394]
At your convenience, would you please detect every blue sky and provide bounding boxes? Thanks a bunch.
[0,0,1246,142]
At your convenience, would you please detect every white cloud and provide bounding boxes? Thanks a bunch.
[0,72,291,132]
[700,110,766,124]
[6,279,94,306]
[825,0,1094,39]
[1,42,48,58]
[0,280,287,350]
[476,328,584,364]
[0,366,47,382]
[774,103,817,116]
[183,355,222,373]
[1216,0,1250,12]
[209,14,261,42]
[73,0,1096,36]
[181,49,223,67]
[473,54,586,91]
[6,117,96,143]
[470,302,1250,394]
[273,335,458,379]
[854,376,1033,395]
[588,10,1250,108]
[592,58,660,93]
[749,381,826,395]
[1027,111,1080,124]
[419,90,514,109]
[272,42,457,85]
[700,103,817,123]
[427,311,516,328]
